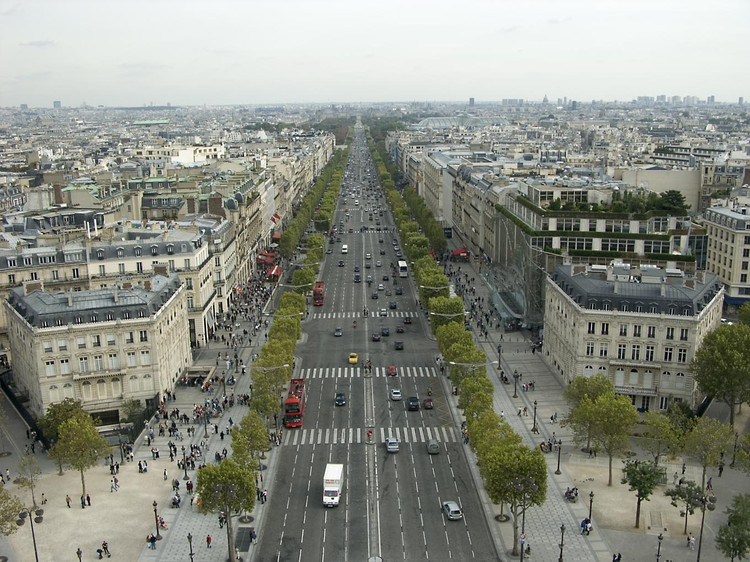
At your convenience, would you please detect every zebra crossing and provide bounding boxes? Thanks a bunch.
[300,366,438,379]
[311,311,416,319]
[284,425,459,446]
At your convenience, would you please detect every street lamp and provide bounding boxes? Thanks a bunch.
[512,476,537,562]
[696,493,716,562]
[532,400,538,433]
[152,500,162,540]
[588,491,594,520]
[558,524,565,562]
[182,445,190,480]
[656,532,663,562]
[17,507,43,562]
[512,370,519,398]
[555,439,563,475]
[187,532,194,562]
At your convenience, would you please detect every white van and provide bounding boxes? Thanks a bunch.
[341,245,348,254]
[355,200,359,206]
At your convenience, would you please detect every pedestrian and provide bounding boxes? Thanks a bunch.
[86,494,91,506]
[110,478,116,492]
[206,534,212,548]
[718,462,724,477]
[616,555,622,562]
[66,494,71,508]
[251,529,257,544]
[81,495,86,509]
[263,489,268,504]
[689,535,696,550]
[101,541,110,557]
[149,534,157,549]
[164,469,168,481]
[673,471,679,485]
[4,469,9,482]
[41,493,47,505]
[706,478,712,491]
[682,462,686,475]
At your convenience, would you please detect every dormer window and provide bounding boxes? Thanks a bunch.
[96,249,105,260]
[167,244,174,255]
[134,247,142,257]
[151,246,158,256]
[116,248,124,258]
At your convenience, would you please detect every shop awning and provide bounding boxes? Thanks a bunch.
[272,233,282,241]
[268,265,281,278]
[452,247,469,257]
[256,255,274,264]
[260,250,276,257]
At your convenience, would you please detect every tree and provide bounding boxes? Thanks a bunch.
[279,292,305,313]
[621,460,663,528]
[119,399,143,423]
[716,493,750,562]
[481,444,547,556]
[683,416,734,489]
[48,412,110,495]
[196,459,256,562]
[232,411,269,464]
[692,323,750,427]
[0,484,23,537]
[291,268,316,294]
[457,374,493,413]
[666,480,704,535]
[249,371,280,430]
[738,302,750,326]
[576,394,638,485]
[37,398,86,443]
[562,374,614,451]
[642,411,685,466]
[435,321,473,354]
[14,455,42,507]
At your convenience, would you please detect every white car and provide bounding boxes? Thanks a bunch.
[366,253,372,260]
[386,437,399,453]
[379,308,387,317]
[390,389,402,401]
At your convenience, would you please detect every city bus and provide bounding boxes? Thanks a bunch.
[398,260,408,278]
[284,378,306,428]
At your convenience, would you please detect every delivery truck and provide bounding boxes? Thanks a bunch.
[323,463,344,507]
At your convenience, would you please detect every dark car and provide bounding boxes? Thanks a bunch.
[423,397,434,409]
[380,249,386,255]
[372,333,381,342]
[354,274,361,283]
[354,266,360,272]
[389,301,397,309]
[382,275,389,281]
[335,392,346,406]
[395,341,404,350]
[404,317,412,324]
[381,327,390,336]
[396,326,404,333]
[407,397,420,411]
[395,286,403,295]
[371,292,379,300]
[338,260,345,267]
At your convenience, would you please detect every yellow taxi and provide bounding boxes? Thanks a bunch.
[348,352,359,364]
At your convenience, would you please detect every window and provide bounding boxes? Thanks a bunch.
[601,323,609,335]
[135,247,142,257]
[645,345,654,361]
[58,339,68,352]
[647,326,656,338]
[187,297,194,309]
[118,264,125,274]
[585,342,595,356]
[631,345,640,361]
[72,268,80,279]
[125,332,134,344]
[127,352,137,367]
[99,265,106,276]
[117,248,124,258]
[742,274,747,283]
[108,353,118,369]
[92,335,101,347]
[81,381,92,400]
[633,325,642,338]
[8,274,15,284]
[629,369,639,385]
[79,357,89,372]
[617,344,627,359]
[139,330,148,342]
[680,328,688,341]
[77,337,86,349]
[151,246,158,256]
[666,327,674,340]
[136,262,143,273]
[184,259,191,269]
[663,347,673,362]
[185,278,193,290]
[587,322,595,334]
[659,396,669,410]
[619,324,628,337]
[215,256,221,266]
[30,272,38,281]
[43,341,53,353]
[677,349,687,363]
[52,270,59,280]
[93,355,104,371]
[599,343,608,357]
[675,372,686,389]
[140,350,150,365]
[45,361,56,377]
[60,359,70,375]
[107,334,116,346]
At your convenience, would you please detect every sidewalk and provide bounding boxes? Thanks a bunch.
[445,237,746,562]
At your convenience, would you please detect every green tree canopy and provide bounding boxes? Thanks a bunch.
[49,411,110,495]
[428,296,465,333]
[666,480,704,535]
[563,374,615,451]
[279,292,306,313]
[641,411,686,466]
[684,416,734,488]
[38,398,86,443]
[716,493,750,561]
[692,323,750,427]
[0,484,23,537]
[621,460,663,528]
[232,411,269,465]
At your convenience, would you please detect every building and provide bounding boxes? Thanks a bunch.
[4,274,190,421]
[702,204,750,309]
[543,263,724,410]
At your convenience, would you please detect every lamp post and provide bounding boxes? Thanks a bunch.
[152,500,162,540]
[17,507,43,562]
[555,439,563,475]
[182,445,189,480]
[532,400,538,433]
[696,493,716,562]
[558,524,565,562]
[731,431,739,466]
[588,491,594,520]
[497,344,502,370]
[187,532,194,562]
[203,409,210,438]
[512,476,537,562]
[512,370,519,398]
[656,532,664,562]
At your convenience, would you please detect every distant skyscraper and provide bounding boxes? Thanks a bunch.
[739,97,744,106]
[707,95,715,104]
[53,100,61,109]
[469,97,475,107]
[19,104,28,110]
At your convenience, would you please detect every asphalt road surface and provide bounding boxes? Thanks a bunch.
[257,125,497,561]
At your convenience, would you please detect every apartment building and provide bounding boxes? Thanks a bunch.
[4,274,190,421]
[543,263,723,410]
[702,204,750,308]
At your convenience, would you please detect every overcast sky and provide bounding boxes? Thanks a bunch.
[1,0,747,108]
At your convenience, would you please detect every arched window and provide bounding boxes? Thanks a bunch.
[48,385,60,403]
[643,370,653,388]
[63,383,74,399]
[615,368,625,386]
[97,379,107,399]
[112,377,121,397]
[143,374,153,389]
[129,375,139,392]
[629,369,639,385]
[82,381,92,400]
[584,365,594,377]
[675,372,686,389]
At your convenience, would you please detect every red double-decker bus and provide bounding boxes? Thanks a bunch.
[284,378,306,428]
[313,281,325,306]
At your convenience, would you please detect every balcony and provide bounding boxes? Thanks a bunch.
[614,385,658,397]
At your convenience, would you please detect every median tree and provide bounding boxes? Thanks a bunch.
[49,411,110,496]
[232,410,269,464]
[621,459,663,528]
[642,411,686,466]
[716,493,750,562]
[665,480,704,535]
[683,416,734,489]
[692,323,750,427]
[14,455,42,508]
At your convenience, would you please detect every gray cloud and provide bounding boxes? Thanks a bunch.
[20,40,55,48]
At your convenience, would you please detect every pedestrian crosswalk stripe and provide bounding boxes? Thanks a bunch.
[312,311,417,320]
[284,426,457,446]
[299,366,438,379]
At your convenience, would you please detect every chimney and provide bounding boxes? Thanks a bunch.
[113,285,118,303]
[144,279,152,291]
[660,278,667,296]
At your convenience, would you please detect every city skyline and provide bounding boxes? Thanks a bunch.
[1,0,749,108]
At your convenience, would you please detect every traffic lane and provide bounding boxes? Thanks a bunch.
[376,441,408,560]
